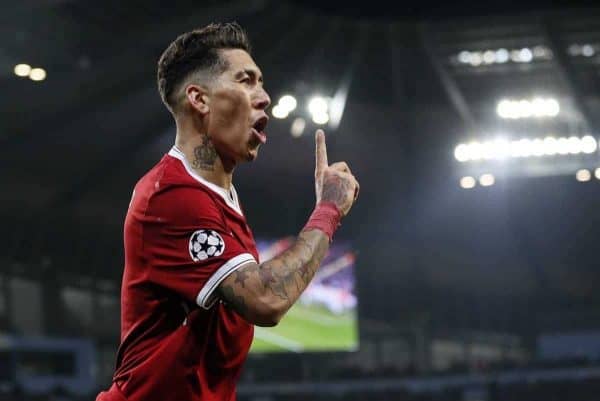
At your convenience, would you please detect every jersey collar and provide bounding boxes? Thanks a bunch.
[168,146,243,216]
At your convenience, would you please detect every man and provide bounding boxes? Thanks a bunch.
[96,22,359,401]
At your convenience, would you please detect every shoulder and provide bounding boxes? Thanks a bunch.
[149,184,222,225]
[132,154,226,227]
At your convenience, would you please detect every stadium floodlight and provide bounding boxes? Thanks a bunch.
[582,44,595,57]
[483,50,496,64]
[581,136,598,154]
[457,45,551,67]
[312,112,329,125]
[533,45,551,58]
[308,96,330,125]
[485,139,510,159]
[497,97,560,119]
[460,176,476,189]
[278,95,297,113]
[454,135,599,162]
[454,144,470,162]
[479,173,495,186]
[546,98,560,116]
[531,138,545,156]
[272,104,289,119]
[29,67,46,81]
[14,63,31,77]
[567,136,582,154]
[469,52,483,66]
[308,96,329,116]
[576,169,591,182]
[556,137,570,155]
[458,51,471,64]
[495,48,509,63]
[595,167,600,180]
[542,136,559,155]
[568,44,582,56]
[518,48,533,63]
[290,117,306,138]
[510,139,532,158]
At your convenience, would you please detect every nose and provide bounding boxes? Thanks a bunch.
[252,87,271,110]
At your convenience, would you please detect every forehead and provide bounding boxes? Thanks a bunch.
[219,48,262,77]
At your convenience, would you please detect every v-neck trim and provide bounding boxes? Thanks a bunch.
[168,146,243,216]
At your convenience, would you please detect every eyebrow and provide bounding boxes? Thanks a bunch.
[235,68,264,82]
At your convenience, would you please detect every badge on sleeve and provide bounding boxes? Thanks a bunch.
[189,229,225,262]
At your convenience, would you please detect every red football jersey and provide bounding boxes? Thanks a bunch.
[97,146,259,401]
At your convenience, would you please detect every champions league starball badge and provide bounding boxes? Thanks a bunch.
[189,229,225,261]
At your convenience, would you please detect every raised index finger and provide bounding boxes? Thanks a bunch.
[315,129,328,175]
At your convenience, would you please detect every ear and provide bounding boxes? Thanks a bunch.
[184,83,210,115]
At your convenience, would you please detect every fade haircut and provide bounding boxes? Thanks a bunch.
[157,22,251,113]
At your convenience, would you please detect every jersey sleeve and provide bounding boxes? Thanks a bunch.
[142,185,256,309]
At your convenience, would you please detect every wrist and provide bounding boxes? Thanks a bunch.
[302,201,342,242]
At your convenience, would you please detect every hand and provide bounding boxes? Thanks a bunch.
[314,129,359,217]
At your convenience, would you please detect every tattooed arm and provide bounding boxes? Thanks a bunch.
[218,130,359,326]
[219,229,329,326]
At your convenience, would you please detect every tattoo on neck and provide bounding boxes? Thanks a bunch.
[192,135,217,171]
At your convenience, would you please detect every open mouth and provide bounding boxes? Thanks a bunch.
[251,115,268,144]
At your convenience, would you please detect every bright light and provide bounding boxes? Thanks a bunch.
[497,100,514,119]
[569,44,582,56]
[518,48,533,63]
[457,46,550,66]
[454,135,598,162]
[495,48,509,63]
[458,51,471,64]
[290,117,306,138]
[581,135,597,154]
[531,138,545,156]
[29,67,46,81]
[542,136,559,155]
[510,50,522,62]
[582,44,595,57]
[487,139,510,159]
[567,136,582,154]
[454,144,470,162]
[545,98,560,116]
[533,45,550,58]
[497,97,560,119]
[469,52,483,66]
[308,96,329,115]
[14,63,31,77]
[466,141,483,160]
[479,174,495,186]
[511,139,533,157]
[557,137,570,155]
[483,50,496,64]
[278,95,297,112]
[272,104,289,119]
[518,100,532,118]
[460,176,476,189]
[595,167,600,180]
[576,169,591,182]
[312,112,329,125]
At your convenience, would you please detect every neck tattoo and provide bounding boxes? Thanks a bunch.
[192,135,217,171]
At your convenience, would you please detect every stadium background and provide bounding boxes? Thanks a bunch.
[2,0,600,399]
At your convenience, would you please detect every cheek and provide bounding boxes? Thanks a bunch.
[211,88,251,135]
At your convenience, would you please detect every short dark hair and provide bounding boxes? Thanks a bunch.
[157,22,251,112]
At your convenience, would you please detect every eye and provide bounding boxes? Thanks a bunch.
[240,77,251,84]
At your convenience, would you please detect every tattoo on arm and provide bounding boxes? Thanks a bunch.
[219,230,330,318]
[191,135,217,171]
[257,229,329,305]
[220,283,249,316]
